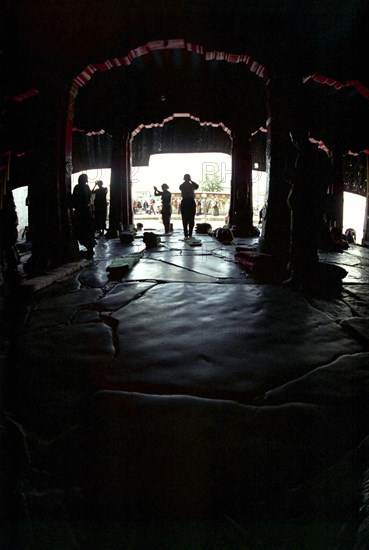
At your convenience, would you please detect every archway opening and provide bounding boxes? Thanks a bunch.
[131,153,267,232]
[131,152,231,232]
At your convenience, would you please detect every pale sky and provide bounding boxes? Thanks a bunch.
[131,152,232,192]
[67,152,367,243]
[13,153,366,242]
[71,152,233,195]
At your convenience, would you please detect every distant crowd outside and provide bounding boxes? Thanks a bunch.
[133,193,229,218]
[11,152,367,243]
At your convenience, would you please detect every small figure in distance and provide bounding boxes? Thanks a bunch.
[154,184,172,235]
[92,180,108,237]
[330,221,349,251]
[179,174,199,239]
[344,228,356,244]
[72,173,96,258]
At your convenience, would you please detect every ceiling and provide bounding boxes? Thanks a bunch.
[73,47,267,136]
[2,0,369,157]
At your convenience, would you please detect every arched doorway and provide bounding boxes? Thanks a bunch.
[129,113,233,232]
[70,39,268,236]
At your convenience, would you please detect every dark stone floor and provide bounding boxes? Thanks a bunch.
[1,230,369,549]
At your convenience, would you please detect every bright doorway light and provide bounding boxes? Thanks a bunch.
[71,169,111,191]
[12,186,29,238]
[343,192,366,244]
[131,152,232,192]
[72,169,112,228]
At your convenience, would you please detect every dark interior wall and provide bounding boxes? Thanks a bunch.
[343,154,368,197]
[72,50,268,138]
[131,119,232,166]
[71,122,232,174]
[72,132,112,174]
[71,119,268,175]
[9,0,369,90]
[2,1,369,187]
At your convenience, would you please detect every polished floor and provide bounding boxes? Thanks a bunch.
[2,229,369,549]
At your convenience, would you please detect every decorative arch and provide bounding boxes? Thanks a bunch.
[67,39,266,156]
[130,113,233,172]
[72,39,266,89]
[64,38,369,240]
[131,112,233,138]
[67,38,369,162]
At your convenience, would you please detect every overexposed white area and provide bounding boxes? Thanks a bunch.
[72,153,232,197]
[131,153,267,219]
[131,152,232,192]
[12,186,29,238]
[11,163,367,245]
[252,170,267,221]
[71,168,112,191]
[343,191,366,243]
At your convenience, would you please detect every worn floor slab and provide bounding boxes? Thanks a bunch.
[4,233,369,550]
[103,282,363,401]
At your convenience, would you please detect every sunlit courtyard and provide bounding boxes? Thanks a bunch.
[12,153,366,243]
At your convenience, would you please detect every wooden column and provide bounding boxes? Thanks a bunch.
[229,130,253,235]
[363,155,369,247]
[228,135,236,226]
[25,86,79,276]
[331,150,344,231]
[63,85,80,258]
[108,132,132,236]
[259,74,298,260]
[127,135,133,226]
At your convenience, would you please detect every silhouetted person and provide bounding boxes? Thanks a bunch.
[154,184,172,234]
[345,228,356,244]
[287,130,333,288]
[21,226,31,241]
[92,180,108,236]
[72,174,96,258]
[179,174,199,239]
[330,221,349,250]
[1,190,20,278]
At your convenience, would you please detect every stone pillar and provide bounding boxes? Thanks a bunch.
[0,156,20,281]
[25,86,79,276]
[229,131,253,235]
[363,155,369,247]
[331,150,344,230]
[127,136,133,226]
[228,135,236,226]
[108,132,132,236]
[64,85,80,257]
[259,74,297,261]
